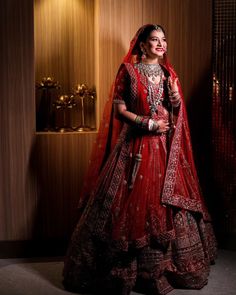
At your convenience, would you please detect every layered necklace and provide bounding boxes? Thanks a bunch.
[135,62,164,115]
[135,62,163,82]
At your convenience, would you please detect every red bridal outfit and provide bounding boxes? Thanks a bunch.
[63,25,217,295]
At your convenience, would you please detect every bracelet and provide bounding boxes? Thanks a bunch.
[134,115,143,125]
[171,102,180,108]
[148,118,154,131]
[169,91,180,99]
[134,115,150,130]
[169,91,181,107]
[172,92,180,98]
[170,100,180,107]
[135,115,161,131]
[148,119,160,131]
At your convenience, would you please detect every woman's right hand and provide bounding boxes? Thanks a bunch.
[156,119,170,133]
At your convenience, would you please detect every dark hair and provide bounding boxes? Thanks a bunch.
[138,24,165,43]
[135,24,166,57]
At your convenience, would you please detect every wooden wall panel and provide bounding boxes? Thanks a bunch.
[0,0,35,240]
[97,0,143,117]
[34,0,95,92]
[31,133,96,239]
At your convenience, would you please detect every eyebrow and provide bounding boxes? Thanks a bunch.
[150,36,166,39]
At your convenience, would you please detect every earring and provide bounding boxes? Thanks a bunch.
[141,48,147,60]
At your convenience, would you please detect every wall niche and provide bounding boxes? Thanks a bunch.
[34,0,96,132]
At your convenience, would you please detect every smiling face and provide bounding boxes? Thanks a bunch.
[140,29,167,60]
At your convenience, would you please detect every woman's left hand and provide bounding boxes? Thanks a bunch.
[168,76,178,93]
[168,76,181,107]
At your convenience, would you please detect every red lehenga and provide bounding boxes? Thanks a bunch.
[63,25,217,295]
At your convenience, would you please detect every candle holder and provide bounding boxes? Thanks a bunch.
[36,77,60,131]
[72,84,96,132]
[53,94,75,132]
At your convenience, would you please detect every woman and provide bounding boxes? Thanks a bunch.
[63,24,217,295]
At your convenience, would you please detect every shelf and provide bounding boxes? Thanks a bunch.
[36,130,98,135]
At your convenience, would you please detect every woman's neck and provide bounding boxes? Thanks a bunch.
[141,57,159,64]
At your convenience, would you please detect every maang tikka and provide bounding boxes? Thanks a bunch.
[154,24,161,31]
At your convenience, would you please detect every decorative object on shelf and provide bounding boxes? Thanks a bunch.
[36,77,60,131]
[37,76,60,89]
[72,84,96,132]
[35,78,96,133]
[53,94,76,132]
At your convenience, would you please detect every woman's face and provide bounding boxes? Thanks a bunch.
[141,29,167,59]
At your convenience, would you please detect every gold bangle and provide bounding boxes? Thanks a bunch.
[134,115,142,125]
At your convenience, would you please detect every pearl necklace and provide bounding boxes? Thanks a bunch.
[135,63,163,82]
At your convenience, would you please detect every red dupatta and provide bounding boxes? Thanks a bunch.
[78,24,210,221]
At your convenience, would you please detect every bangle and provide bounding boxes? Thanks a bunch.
[171,101,180,108]
[169,91,180,99]
[134,115,150,130]
[169,91,181,107]
[148,119,160,131]
[172,92,180,98]
[134,115,142,125]
[148,118,154,131]
[172,101,181,107]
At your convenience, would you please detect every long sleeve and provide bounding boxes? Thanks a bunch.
[113,64,130,105]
